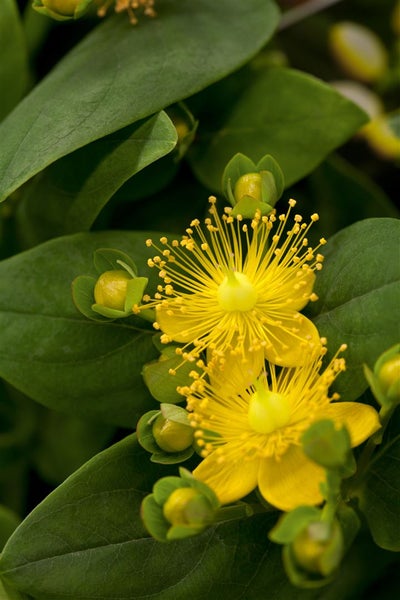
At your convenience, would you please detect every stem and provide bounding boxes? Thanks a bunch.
[215,502,254,523]
[279,0,345,31]
[23,4,54,60]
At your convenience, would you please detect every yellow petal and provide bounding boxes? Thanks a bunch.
[327,402,381,447]
[258,445,325,511]
[156,303,209,343]
[208,347,264,394]
[193,450,259,505]
[285,269,316,311]
[264,313,321,367]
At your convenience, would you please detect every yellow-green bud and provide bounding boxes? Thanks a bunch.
[378,355,400,399]
[41,0,81,16]
[234,173,262,202]
[163,488,205,526]
[152,414,194,453]
[94,270,131,311]
[329,22,388,83]
[291,521,343,576]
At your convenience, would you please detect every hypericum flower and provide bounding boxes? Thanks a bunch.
[138,197,325,369]
[184,346,380,511]
[97,0,156,24]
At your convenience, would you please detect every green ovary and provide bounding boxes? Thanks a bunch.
[248,390,291,434]
[217,271,258,312]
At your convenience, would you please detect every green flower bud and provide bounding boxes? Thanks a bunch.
[378,355,400,398]
[93,270,132,311]
[141,468,220,541]
[364,344,400,409]
[152,413,194,453]
[163,487,214,527]
[329,22,388,83]
[33,0,92,20]
[42,0,80,15]
[234,173,262,203]
[291,520,344,577]
[301,419,355,475]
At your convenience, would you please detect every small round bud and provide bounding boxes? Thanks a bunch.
[329,22,388,83]
[234,173,262,203]
[291,520,343,576]
[41,0,82,16]
[94,270,131,311]
[378,355,400,400]
[152,414,194,453]
[163,487,214,527]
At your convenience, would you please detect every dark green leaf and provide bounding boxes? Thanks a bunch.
[0,435,319,600]
[0,0,280,202]
[305,154,399,238]
[0,505,20,551]
[0,231,164,426]
[189,68,367,191]
[17,112,177,246]
[0,0,29,121]
[32,409,115,485]
[310,218,400,401]
[355,435,400,551]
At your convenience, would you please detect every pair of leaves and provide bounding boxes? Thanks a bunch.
[0,0,280,203]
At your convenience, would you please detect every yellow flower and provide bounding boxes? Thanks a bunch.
[185,347,380,511]
[140,197,324,369]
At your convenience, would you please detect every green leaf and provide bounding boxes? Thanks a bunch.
[0,578,28,600]
[355,435,400,551]
[0,231,164,426]
[0,505,20,551]
[305,154,399,238]
[0,435,319,600]
[0,1,29,121]
[0,0,280,202]
[17,112,177,246]
[310,218,400,401]
[189,68,367,191]
[32,409,115,485]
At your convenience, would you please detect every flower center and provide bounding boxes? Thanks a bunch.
[217,271,258,312]
[248,388,291,434]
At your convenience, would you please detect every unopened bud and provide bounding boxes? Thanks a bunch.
[234,173,262,203]
[376,349,400,404]
[33,0,92,19]
[329,22,388,83]
[152,414,194,453]
[291,520,343,576]
[163,487,214,527]
[94,270,132,311]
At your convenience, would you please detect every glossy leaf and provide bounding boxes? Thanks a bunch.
[0,435,318,600]
[310,218,400,401]
[0,231,163,426]
[0,0,280,202]
[355,434,400,551]
[189,68,367,191]
[0,0,29,121]
[17,112,177,245]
